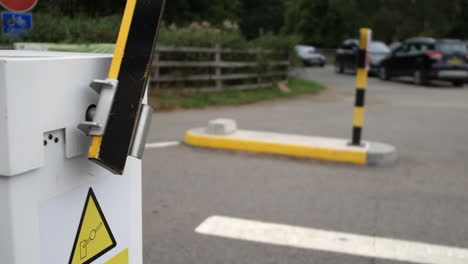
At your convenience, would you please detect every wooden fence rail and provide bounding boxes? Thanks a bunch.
[4,43,290,92]
[152,45,290,92]
[0,44,13,50]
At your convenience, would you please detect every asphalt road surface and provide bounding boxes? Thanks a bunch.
[142,67,468,264]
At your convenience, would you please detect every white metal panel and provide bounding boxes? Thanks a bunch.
[0,60,11,175]
[0,51,143,264]
[0,51,112,176]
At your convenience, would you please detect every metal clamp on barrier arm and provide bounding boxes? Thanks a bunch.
[78,79,153,160]
[129,104,153,159]
[78,79,119,136]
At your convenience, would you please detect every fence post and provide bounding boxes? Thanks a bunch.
[215,44,222,91]
[256,48,262,86]
[285,50,290,83]
[351,28,372,146]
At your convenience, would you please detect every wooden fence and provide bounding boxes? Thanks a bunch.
[0,44,13,50]
[3,44,290,92]
[152,45,290,93]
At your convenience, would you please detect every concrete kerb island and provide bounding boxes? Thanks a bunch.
[185,119,398,167]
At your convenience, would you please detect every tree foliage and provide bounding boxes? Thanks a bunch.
[283,0,468,47]
[163,0,240,26]
[236,0,285,39]
[9,0,468,47]
[33,0,126,16]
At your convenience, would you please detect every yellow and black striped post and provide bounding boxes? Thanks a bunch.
[351,28,372,146]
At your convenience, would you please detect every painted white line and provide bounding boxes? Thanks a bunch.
[196,216,468,264]
[145,141,181,149]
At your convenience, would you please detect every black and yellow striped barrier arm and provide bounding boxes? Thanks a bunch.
[351,28,372,146]
[87,0,166,174]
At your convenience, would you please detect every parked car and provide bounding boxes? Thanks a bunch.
[295,45,326,67]
[334,39,390,75]
[378,38,468,86]
[389,42,402,51]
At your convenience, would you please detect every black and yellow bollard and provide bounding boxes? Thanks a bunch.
[351,28,372,146]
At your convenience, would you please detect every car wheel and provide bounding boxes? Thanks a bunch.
[452,80,464,87]
[378,67,389,80]
[335,63,344,74]
[414,70,428,86]
[320,62,325,68]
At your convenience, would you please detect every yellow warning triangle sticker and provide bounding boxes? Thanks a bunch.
[69,188,117,264]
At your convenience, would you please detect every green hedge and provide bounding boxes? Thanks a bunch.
[9,13,300,52]
[25,13,121,43]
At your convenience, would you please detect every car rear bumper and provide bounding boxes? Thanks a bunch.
[369,65,380,74]
[437,70,468,80]
[304,58,325,64]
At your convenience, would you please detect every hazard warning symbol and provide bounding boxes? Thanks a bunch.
[69,188,116,264]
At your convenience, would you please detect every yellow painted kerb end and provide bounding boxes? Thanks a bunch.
[185,131,367,166]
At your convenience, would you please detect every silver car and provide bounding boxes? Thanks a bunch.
[295,45,326,67]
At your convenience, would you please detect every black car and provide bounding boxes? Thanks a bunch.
[335,39,390,75]
[378,38,468,86]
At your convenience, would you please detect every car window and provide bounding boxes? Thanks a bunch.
[420,43,434,52]
[394,44,408,55]
[406,43,435,53]
[342,44,356,50]
[408,43,420,53]
[437,43,467,54]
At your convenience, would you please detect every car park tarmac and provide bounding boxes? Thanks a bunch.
[143,67,468,264]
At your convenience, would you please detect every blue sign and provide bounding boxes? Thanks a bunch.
[2,12,33,40]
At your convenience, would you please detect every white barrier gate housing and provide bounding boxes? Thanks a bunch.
[0,51,142,264]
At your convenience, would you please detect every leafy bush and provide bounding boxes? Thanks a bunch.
[26,13,71,43]
[159,21,248,48]
[21,13,121,43]
[14,14,299,51]
[253,34,301,52]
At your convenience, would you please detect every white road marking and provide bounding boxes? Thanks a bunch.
[145,141,181,149]
[196,216,468,264]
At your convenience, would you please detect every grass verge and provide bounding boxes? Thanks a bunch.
[149,77,325,111]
